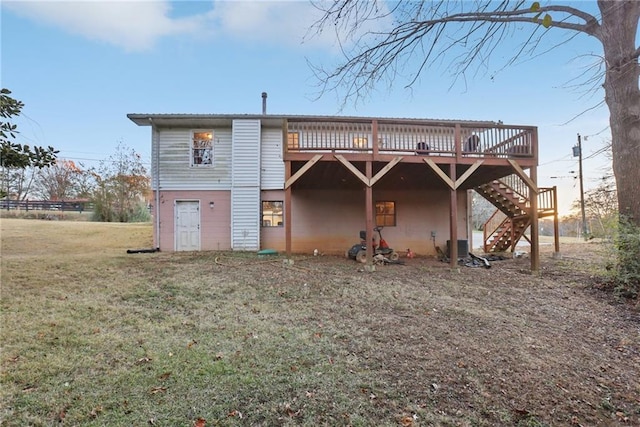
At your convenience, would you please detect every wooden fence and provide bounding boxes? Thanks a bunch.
[0,200,93,212]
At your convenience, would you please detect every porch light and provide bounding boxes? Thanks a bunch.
[209,201,215,208]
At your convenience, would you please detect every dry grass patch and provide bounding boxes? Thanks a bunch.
[1,219,639,426]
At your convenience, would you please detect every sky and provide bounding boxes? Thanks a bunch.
[1,0,621,216]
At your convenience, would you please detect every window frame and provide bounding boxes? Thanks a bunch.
[191,130,214,167]
[287,132,300,150]
[261,200,284,227]
[375,201,396,227]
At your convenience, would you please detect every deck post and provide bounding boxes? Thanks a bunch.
[449,163,458,270]
[530,165,540,274]
[365,161,374,269]
[285,161,292,257]
[553,185,561,257]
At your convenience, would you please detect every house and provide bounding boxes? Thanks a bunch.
[128,109,557,271]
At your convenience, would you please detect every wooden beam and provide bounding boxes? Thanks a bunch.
[365,161,373,266]
[454,160,484,189]
[529,164,540,274]
[335,154,370,186]
[285,162,292,256]
[284,154,323,189]
[369,156,403,186]
[449,163,458,269]
[424,158,455,190]
[508,159,539,194]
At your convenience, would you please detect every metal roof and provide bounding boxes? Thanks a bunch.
[127,113,511,128]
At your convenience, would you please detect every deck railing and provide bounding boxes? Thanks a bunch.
[498,175,556,214]
[286,119,535,159]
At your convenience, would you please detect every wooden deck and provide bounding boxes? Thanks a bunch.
[281,117,547,272]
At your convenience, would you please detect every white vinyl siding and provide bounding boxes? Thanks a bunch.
[231,120,261,251]
[261,127,284,189]
[231,187,260,250]
[156,128,232,190]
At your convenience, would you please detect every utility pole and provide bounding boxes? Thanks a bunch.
[573,133,587,240]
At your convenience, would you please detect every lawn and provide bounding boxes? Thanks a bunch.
[1,218,638,426]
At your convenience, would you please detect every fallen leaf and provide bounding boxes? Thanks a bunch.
[150,386,167,394]
[158,372,171,381]
[55,405,69,422]
[400,415,413,426]
[228,410,243,418]
[194,417,206,427]
[187,340,198,349]
[89,406,103,418]
[22,386,37,393]
[135,357,152,365]
[286,407,299,417]
[615,411,629,422]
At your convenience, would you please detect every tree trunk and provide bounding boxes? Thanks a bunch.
[597,0,640,225]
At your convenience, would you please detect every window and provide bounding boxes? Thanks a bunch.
[287,132,299,150]
[262,201,283,227]
[375,201,396,226]
[192,131,213,166]
[352,136,368,148]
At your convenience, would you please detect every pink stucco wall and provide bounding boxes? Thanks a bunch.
[287,189,468,256]
[155,190,231,252]
[156,188,468,256]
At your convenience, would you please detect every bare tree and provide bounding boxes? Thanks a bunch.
[34,159,88,200]
[90,142,150,222]
[471,192,497,231]
[310,1,639,229]
[1,166,36,200]
[573,176,617,238]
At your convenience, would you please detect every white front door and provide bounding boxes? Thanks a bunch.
[175,201,200,251]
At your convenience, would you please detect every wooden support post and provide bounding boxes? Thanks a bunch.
[529,127,541,271]
[553,185,560,256]
[365,161,374,269]
[530,165,540,273]
[449,163,458,270]
[285,161,292,257]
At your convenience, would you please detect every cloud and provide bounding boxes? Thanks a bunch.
[3,0,202,52]
[2,0,382,52]
[204,1,337,48]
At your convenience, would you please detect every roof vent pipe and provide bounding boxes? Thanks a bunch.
[262,92,267,115]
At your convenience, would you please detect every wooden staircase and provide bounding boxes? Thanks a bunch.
[476,175,556,253]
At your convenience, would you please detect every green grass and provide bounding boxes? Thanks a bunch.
[1,219,638,426]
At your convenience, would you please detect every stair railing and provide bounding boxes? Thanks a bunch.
[483,210,508,252]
